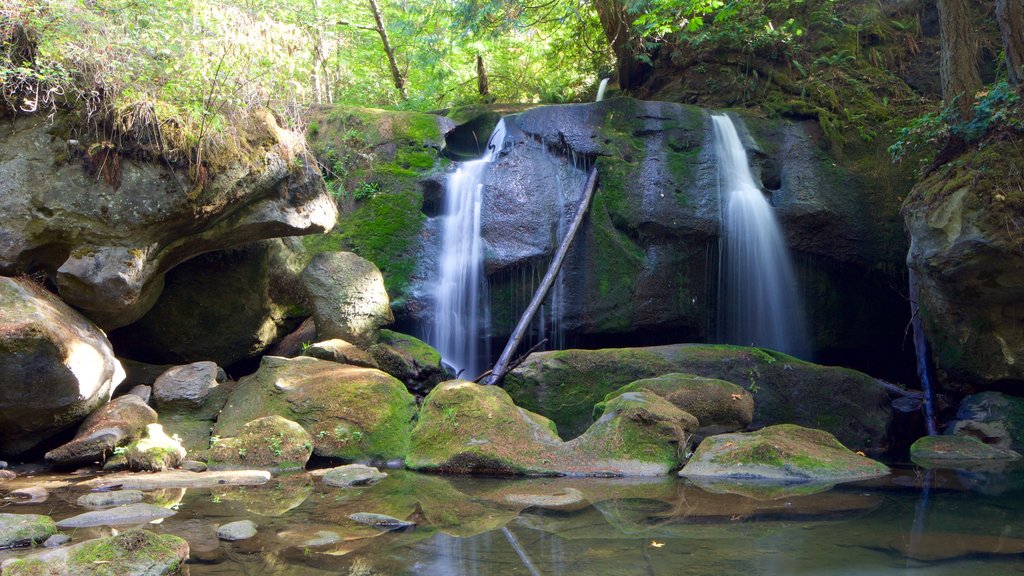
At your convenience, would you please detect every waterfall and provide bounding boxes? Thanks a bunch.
[909,270,938,435]
[596,78,609,102]
[713,114,810,358]
[430,120,506,378]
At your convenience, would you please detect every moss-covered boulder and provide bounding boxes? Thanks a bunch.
[0,513,57,548]
[207,415,313,472]
[948,392,1024,453]
[597,373,753,435]
[0,530,188,575]
[407,381,696,476]
[505,344,891,452]
[910,435,1022,465]
[0,277,125,457]
[125,423,187,472]
[304,338,378,368]
[680,424,889,483]
[215,356,416,462]
[44,395,156,467]
[301,252,393,346]
[369,330,446,394]
[903,137,1024,392]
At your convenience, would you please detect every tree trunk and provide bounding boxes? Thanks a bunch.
[937,0,982,116]
[591,0,648,90]
[310,0,325,103]
[997,0,1024,85]
[476,54,490,98]
[367,0,407,100]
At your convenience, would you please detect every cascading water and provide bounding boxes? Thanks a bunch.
[430,120,506,378]
[909,270,938,435]
[596,78,609,102]
[713,114,810,358]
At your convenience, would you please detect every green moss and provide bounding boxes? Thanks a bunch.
[377,329,442,367]
[66,530,186,575]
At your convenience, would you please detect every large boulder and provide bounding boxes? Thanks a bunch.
[0,530,188,575]
[109,238,307,366]
[369,330,446,394]
[406,380,696,476]
[903,137,1024,392]
[0,277,125,456]
[680,424,890,483]
[0,513,57,548]
[596,373,753,435]
[44,394,156,466]
[215,356,416,462]
[151,361,223,410]
[910,435,1021,466]
[948,392,1024,452]
[301,252,393,346]
[125,423,188,472]
[207,415,313,472]
[0,110,337,329]
[505,344,892,452]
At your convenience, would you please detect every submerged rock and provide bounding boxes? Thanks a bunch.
[217,520,257,541]
[887,532,1024,562]
[83,469,271,491]
[56,503,176,528]
[45,394,156,467]
[0,277,125,457]
[910,435,1021,465]
[597,373,753,435]
[348,512,415,531]
[407,380,696,476]
[215,356,416,462]
[207,415,313,472]
[948,392,1024,452]
[680,424,889,483]
[506,344,892,452]
[504,487,587,511]
[319,464,388,487]
[0,513,57,548]
[369,330,447,394]
[301,251,393,346]
[0,529,188,575]
[76,490,145,508]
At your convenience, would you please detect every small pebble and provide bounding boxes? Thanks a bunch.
[217,520,257,541]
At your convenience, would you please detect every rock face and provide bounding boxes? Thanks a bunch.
[0,530,188,575]
[680,424,890,483]
[0,111,337,330]
[369,330,447,394]
[597,373,753,435]
[109,238,307,366]
[215,356,416,462]
[406,380,696,476]
[0,277,125,456]
[301,251,393,346]
[903,138,1024,392]
[44,394,156,466]
[207,415,313,471]
[910,434,1022,464]
[948,392,1024,453]
[505,344,892,452]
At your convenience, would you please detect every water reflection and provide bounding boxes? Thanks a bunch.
[3,465,1024,575]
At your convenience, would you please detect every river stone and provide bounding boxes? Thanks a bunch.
[217,520,257,541]
[0,529,189,575]
[215,356,417,462]
[125,423,187,472]
[0,470,16,480]
[42,534,71,548]
[0,110,337,331]
[597,373,754,435]
[680,424,890,483]
[948,392,1024,452]
[56,503,176,528]
[77,490,145,508]
[407,381,695,476]
[505,344,892,452]
[304,338,379,368]
[369,330,446,394]
[44,394,157,467]
[207,415,313,472]
[5,487,48,504]
[152,361,221,410]
[910,435,1022,465]
[0,277,125,457]
[126,385,152,403]
[348,513,415,531]
[504,487,587,511]
[0,513,57,548]
[320,464,387,487]
[83,469,271,491]
[300,251,393,346]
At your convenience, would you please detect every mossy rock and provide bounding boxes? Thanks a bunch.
[680,424,889,483]
[949,392,1024,453]
[596,373,754,435]
[406,381,696,476]
[0,513,57,549]
[215,356,416,463]
[505,344,891,453]
[207,415,313,472]
[2,529,189,575]
[910,435,1022,466]
[125,423,187,472]
[369,330,446,395]
[303,339,378,368]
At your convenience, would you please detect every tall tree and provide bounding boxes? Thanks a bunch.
[368,0,408,100]
[937,0,982,116]
[592,0,647,89]
[996,0,1024,85]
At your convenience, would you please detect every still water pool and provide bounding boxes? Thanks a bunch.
[3,464,1024,575]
